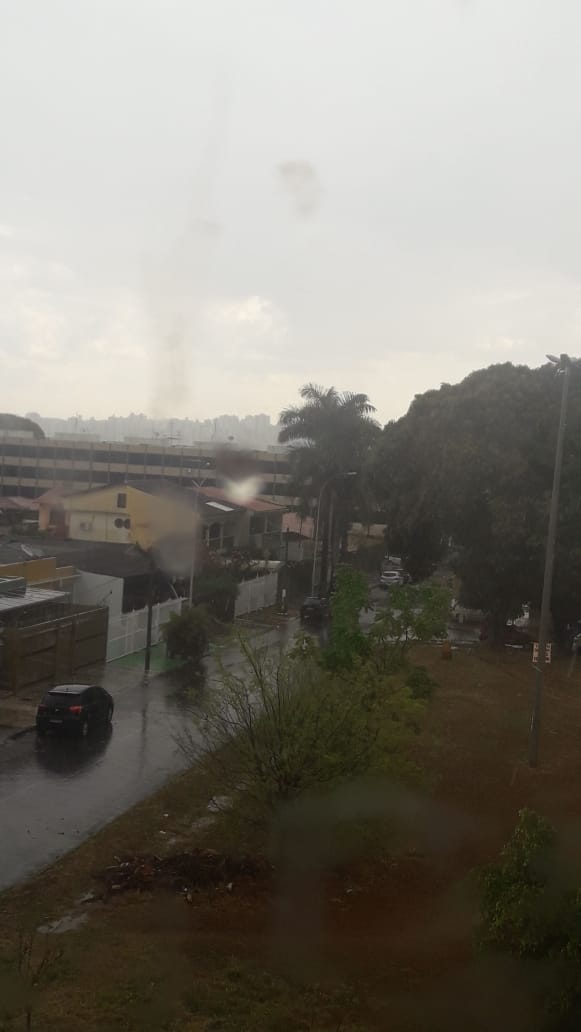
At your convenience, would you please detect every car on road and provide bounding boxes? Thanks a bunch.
[300,596,330,624]
[36,683,114,737]
[379,570,405,589]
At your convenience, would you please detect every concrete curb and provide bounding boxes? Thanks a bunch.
[3,724,35,741]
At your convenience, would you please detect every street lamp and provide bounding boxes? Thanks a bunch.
[186,462,211,607]
[310,472,357,596]
[528,353,576,767]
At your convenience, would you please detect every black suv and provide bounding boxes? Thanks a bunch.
[300,596,330,624]
[36,684,114,737]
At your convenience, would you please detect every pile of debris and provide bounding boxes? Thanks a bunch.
[96,848,271,897]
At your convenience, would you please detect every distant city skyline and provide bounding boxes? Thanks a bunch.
[25,410,282,448]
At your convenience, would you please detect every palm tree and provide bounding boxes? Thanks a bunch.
[278,384,379,591]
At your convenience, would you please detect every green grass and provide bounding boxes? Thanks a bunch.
[110,642,182,674]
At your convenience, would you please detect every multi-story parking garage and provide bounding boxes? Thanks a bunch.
[0,436,293,506]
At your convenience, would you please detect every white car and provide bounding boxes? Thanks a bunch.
[379,570,405,589]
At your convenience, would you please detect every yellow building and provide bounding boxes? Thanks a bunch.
[61,482,198,552]
[52,479,285,562]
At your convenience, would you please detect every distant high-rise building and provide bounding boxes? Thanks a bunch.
[25,412,281,449]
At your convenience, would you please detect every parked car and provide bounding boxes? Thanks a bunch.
[36,683,114,737]
[379,570,405,589]
[300,596,330,624]
[382,555,402,571]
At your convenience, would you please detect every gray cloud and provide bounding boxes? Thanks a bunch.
[1,0,581,422]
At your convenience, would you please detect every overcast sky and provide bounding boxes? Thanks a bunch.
[1,0,581,425]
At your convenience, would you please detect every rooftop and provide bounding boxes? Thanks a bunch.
[196,486,285,514]
[0,496,39,512]
[0,586,66,614]
[0,538,153,578]
[0,541,47,564]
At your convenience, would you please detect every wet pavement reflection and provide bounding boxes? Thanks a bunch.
[0,621,296,892]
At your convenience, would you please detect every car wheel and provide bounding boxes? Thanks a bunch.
[106,705,113,724]
[80,718,89,738]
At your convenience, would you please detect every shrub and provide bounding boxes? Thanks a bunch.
[323,565,370,671]
[478,809,581,1029]
[405,665,437,700]
[192,567,238,621]
[369,583,451,672]
[163,605,209,666]
[185,638,423,826]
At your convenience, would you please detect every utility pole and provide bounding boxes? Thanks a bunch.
[280,527,290,614]
[528,354,573,767]
[187,463,211,607]
[144,557,154,675]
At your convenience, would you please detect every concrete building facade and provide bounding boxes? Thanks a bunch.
[0,436,292,505]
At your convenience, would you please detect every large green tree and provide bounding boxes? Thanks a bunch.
[372,362,581,639]
[278,384,379,591]
[0,413,44,439]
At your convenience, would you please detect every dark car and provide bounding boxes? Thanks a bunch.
[300,596,330,624]
[36,683,114,737]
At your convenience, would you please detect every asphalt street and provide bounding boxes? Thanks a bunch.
[0,621,297,892]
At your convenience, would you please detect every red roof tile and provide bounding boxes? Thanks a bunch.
[197,486,286,514]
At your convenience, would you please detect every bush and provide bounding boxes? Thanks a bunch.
[185,638,423,826]
[405,665,437,700]
[478,809,581,1029]
[323,565,370,671]
[192,570,238,622]
[163,605,209,666]
[369,583,451,672]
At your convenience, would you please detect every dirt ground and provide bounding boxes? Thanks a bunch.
[2,644,581,1030]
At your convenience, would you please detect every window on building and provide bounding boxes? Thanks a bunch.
[114,517,131,529]
[208,522,221,551]
[116,492,127,509]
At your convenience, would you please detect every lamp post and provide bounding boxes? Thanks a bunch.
[187,463,211,607]
[528,353,575,767]
[310,472,357,595]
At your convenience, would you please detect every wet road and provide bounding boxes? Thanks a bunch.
[0,622,296,892]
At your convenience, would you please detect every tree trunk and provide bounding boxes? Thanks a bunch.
[488,610,508,647]
[329,498,338,588]
[319,498,331,595]
[340,508,349,560]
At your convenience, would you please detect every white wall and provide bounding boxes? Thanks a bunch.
[287,538,314,562]
[73,571,124,621]
[107,598,183,661]
[235,570,279,617]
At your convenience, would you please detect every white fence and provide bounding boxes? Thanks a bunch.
[235,571,279,618]
[106,597,184,662]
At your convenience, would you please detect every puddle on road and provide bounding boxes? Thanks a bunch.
[38,911,89,935]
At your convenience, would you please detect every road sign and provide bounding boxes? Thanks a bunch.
[533,643,552,664]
